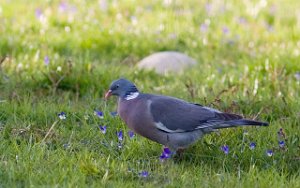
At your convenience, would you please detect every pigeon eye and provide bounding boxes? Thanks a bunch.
[112,84,119,90]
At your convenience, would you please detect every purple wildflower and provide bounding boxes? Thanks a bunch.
[279,141,285,148]
[117,130,123,141]
[266,149,273,157]
[35,8,43,19]
[44,56,49,65]
[58,112,66,120]
[99,0,108,11]
[205,3,212,14]
[99,125,107,134]
[249,142,256,150]
[139,171,149,178]
[221,145,229,154]
[160,147,172,160]
[128,130,135,139]
[200,23,208,32]
[159,154,167,160]
[163,147,171,156]
[58,2,77,13]
[94,110,104,119]
[222,27,230,34]
[59,2,68,12]
[238,17,247,24]
[294,72,300,81]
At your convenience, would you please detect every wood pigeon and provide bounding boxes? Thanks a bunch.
[105,78,269,152]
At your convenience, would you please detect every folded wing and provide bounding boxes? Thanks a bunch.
[150,96,266,133]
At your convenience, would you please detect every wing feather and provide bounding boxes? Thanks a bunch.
[150,96,217,132]
[149,95,242,133]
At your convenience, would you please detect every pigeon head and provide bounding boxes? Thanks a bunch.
[105,78,139,99]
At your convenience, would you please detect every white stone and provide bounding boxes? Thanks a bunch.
[137,51,197,75]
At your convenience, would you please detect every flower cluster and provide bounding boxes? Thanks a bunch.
[94,110,118,118]
[246,128,288,157]
[58,110,117,121]
[56,110,286,162]
[115,130,135,149]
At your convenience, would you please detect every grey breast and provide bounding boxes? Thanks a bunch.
[117,97,169,145]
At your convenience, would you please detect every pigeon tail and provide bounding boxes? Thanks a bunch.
[213,119,269,129]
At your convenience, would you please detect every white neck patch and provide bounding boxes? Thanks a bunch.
[125,92,139,100]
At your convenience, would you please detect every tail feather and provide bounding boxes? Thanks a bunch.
[216,112,243,121]
[213,119,269,129]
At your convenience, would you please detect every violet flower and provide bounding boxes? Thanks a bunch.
[294,72,300,81]
[139,171,149,178]
[44,56,49,65]
[58,112,66,120]
[221,145,229,154]
[94,110,104,119]
[222,27,230,34]
[266,150,273,157]
[279,141,285,148]
[117,130,123,141]
[128,130,135,139]
[160,147,172,160]
[99,125,107,134]
[200,23,208,32]
[249,142,256,150]
[35,8,43,19]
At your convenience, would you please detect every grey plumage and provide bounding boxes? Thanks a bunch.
[105,78,269,151]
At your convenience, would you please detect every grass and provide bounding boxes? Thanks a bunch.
[0,0,300,187]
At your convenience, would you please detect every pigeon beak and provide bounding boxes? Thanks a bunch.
[105,90,112,99]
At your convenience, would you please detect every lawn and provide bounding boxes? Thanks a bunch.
[0,0,300,187]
